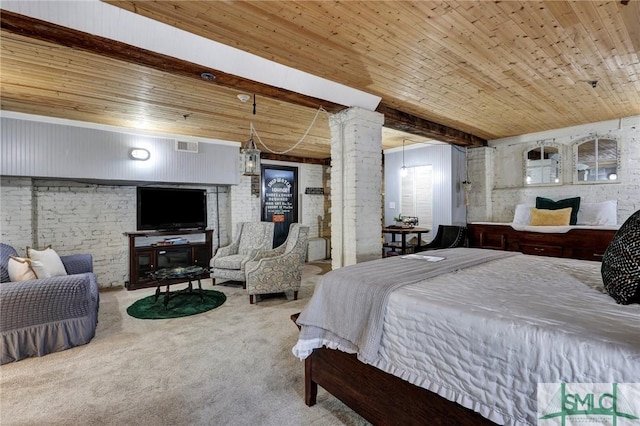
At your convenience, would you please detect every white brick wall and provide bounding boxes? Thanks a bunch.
[230,173,261,238]
[1,160,326,287]
[465,147,494,223]
[467,117,640,224]
[1,177,34,251]
[1,178,229,288]
[329,107,383,268]
[229,159,329,241]
[32,181,135,287]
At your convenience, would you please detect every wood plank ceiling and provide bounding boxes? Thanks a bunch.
[1,1,639,160]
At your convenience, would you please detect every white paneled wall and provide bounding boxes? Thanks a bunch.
[384,143,464,240]
[0,117,240,185]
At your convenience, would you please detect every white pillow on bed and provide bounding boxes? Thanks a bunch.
[577,200,617,226]
[513,204,533,225]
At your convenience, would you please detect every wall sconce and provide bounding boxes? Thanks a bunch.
[462,181,472,206]
[129,148,150,161]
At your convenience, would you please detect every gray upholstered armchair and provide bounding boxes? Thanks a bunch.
[0,243,99,364]
[245,223,310,304]
[210,222,275,287]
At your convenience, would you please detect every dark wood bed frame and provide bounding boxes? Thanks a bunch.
[292,314,495,425]
[304,348,495,426]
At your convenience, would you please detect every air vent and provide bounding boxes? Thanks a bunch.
[175,141,199,153]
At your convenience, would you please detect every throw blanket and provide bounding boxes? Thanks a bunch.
[293,248,519,364]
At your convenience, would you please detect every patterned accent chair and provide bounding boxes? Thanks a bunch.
[210,222,275,288]
[245,223,310,304]
[0,243,99,364]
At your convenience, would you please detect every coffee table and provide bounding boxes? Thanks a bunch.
[149,266,208,309]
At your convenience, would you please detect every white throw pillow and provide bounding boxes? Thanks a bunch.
[26,246,68,278]
[577,200,617,226]
[513,204,533,225]
[8,256,37,281]
[29,260,52,279]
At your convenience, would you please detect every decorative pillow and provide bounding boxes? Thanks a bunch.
[577,200,617,226]
[29,260,53,279]
[513,204,533,225]
[536,196,581,225]
[7,256,37,281]
[601,210,640,304]
[26,246,67,278]
[529,207,572,226]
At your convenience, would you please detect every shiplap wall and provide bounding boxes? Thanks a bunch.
[0,117,240,185]
[384,144,465,240]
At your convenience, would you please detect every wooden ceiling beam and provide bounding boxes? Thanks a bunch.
[1,10,487,148]
[261,152,330,166]
[377,104,487,147]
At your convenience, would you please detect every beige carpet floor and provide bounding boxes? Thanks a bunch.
[0,262,370,426]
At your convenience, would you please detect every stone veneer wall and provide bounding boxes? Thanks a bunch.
[467,117,639,224]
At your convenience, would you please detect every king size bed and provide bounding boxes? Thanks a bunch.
[292,247,640,425]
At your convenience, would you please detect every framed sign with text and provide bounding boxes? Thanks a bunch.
[261,165,298,247]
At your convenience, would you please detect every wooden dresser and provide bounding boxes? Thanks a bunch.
[467,223,617,261]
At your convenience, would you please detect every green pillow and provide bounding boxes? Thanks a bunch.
[535,197,581,225]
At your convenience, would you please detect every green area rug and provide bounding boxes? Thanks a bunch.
[127,289,226,319]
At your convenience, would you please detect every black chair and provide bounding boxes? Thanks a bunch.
[419,225,467,251]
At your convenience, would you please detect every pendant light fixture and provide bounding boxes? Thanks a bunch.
[241,94,261,176]
[400,139,408,177]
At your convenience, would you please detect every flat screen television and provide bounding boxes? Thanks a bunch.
[137,187,207,231]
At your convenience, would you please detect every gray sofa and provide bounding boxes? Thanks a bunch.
[0,243,99,364]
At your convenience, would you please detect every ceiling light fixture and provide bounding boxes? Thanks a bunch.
[241,94,261,176]
[400,139,408,177]
[237,94,250,103]
[200,72,215,81]
[129,148,150,161]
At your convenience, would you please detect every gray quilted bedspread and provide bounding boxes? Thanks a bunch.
[294,248,519,364]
